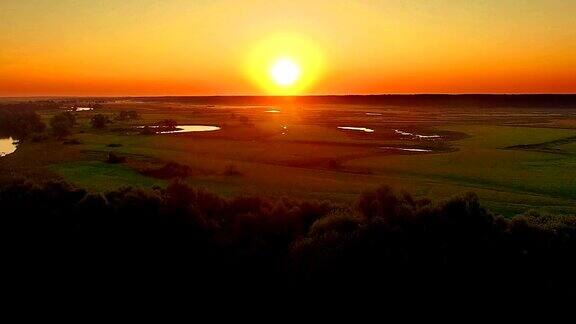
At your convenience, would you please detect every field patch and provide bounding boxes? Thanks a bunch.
[49,161,165,192]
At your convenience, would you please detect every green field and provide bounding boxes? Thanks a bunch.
[2,100,576,216]
[49,161,165,192]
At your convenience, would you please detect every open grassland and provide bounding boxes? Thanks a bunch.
[2,99,576,216]
[347,125,576,215]
[48,161,165,192]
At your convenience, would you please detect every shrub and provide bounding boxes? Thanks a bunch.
[157,119,177,130]
[223,164,243,176]
[63,139,81,145]
[32,134,47,142]
[106,152,126,164]
[116,110,140,121]
[139,126,157,135]
[143,162,192,179]
[50,112,76,138]
[90,114,111,129]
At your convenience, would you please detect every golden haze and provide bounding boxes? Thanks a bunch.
[0,0,575,96]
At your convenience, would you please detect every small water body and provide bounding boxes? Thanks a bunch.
[265,109,281,113]
[394,129,440,139]
[0,137,18,157]
[381,146,431,153]
[338,126,375,133]
[365,112,382,116]
[66,107,94,112]
[159,125,221,134]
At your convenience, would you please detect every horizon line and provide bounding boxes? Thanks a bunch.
[2,93,576,99]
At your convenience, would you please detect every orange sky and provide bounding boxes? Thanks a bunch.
[1,0,575,96]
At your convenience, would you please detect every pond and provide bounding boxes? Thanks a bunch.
[381,146,431,153]
[67,107,94,112]
[338,126,375,133]
[0,137,18,157]
[394,129,440,139]
[159,125,221,134]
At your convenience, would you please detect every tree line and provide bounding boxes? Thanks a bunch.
[1,179,574,297]
[0,110,45,139]
[0,105,139,139]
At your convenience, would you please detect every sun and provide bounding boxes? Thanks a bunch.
[270,58,301,86]
[246,33,324,95]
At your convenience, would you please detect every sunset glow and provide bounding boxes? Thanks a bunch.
[246,33,323,95]
[0,0,575,96]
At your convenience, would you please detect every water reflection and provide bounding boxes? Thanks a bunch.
[67,107,94,112]
[394,129,440,139]
[159,125,221,134]
[0,137,18,157]
[381,146,431,153]
[338,126,375,133]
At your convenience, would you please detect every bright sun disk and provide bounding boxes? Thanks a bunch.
[270,58,300,86]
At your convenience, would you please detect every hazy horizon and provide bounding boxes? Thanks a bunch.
[2,93,576,99]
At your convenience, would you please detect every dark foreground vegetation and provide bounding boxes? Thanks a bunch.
[2,179,575,298]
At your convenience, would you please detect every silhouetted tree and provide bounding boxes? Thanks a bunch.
[157,119,177,130]
[139,126,156,135]
[50,112,76,138]
[106,152,126,164]
[116,110,140,121]
[143,162,192,179]
[0,110,46,139]
[90,114,110,129]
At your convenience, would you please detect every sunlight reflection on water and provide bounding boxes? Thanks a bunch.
[381,146,431,153]
[159,125,221,134]
[0,137,18,157]
[394,129,440,139]
[338,126,374,133]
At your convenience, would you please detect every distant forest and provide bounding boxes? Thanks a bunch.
[126,94,576,108]
[4,94,576,108]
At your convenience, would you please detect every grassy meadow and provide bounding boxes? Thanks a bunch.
[2,98,575,217]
